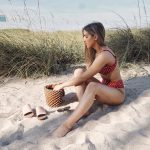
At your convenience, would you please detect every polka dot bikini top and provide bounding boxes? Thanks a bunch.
[99,50,117,75]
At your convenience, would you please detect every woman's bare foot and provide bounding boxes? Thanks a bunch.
[51,123,71,138]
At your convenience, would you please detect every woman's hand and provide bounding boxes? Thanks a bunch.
[53,83,64,91]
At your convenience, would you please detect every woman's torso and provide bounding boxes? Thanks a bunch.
[96,47,125,95]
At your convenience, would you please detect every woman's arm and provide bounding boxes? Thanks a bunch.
[54,53,110,90]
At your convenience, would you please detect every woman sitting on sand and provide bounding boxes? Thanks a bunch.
[52,22,125,137]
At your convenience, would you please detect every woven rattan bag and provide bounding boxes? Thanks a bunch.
[44,84,65,107]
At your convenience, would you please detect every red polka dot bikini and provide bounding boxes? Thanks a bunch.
[99,49,124,89]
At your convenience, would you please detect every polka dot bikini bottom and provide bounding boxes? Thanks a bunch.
[101,79,124,88]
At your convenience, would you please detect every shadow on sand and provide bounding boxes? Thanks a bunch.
[0,76,150,149]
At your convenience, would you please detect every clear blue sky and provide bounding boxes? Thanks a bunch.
[0,0,150,31]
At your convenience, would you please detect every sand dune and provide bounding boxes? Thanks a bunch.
[0,64,150,150]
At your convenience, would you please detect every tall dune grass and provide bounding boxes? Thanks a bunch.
[0,29,83,77]
[0,27,150,78]
[106,28,150,66]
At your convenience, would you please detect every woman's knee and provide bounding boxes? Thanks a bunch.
[74,68,84,77]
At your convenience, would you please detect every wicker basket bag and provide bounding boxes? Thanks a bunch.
[44,84,65,107]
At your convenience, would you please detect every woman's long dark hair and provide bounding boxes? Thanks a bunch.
[82,22,106,68]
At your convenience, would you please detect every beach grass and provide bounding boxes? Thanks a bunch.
[0,27,150,77]
[0,29,83,77]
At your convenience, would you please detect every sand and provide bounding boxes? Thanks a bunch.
[0,64,150,150]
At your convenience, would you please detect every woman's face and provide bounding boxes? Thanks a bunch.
[83,30,96,49]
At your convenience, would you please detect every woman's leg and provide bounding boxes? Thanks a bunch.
[74,68,100,101]
[74,68,87,101]
[74,68,100,116]
[52,82,125,137]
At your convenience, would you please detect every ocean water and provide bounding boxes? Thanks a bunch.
[0,0,150,31]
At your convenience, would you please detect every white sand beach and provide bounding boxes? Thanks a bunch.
[0,64,150,150]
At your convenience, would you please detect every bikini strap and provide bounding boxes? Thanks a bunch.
[101,50,116,58]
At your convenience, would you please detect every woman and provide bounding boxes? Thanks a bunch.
[52,22,125,138]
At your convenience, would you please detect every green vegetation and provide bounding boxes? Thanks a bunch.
[0,28,150,77]
[106,28,150,66]
[0,29,83,77]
